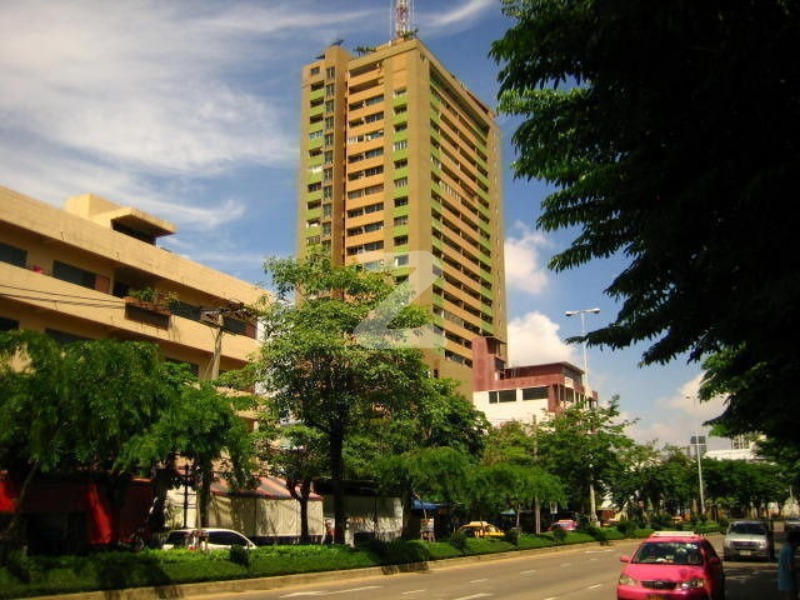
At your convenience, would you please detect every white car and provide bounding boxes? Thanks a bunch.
[161,528,257,550]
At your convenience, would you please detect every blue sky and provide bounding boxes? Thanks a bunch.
[0,0,727,449]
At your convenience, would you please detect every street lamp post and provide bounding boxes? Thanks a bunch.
[565,307,600,525]
[686,395,706,516]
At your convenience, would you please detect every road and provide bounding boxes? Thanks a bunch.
[192,535,782,600]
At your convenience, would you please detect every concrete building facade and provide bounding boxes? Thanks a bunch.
[472,336,593,427]
[0,186,263,383]
[297,37,507,394]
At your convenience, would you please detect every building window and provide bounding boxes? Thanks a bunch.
[395,196,409,207]
[488,389,517,404]
[46,328,91,345]
[0,316,19,331]
[324,133,334,146]
[325,83,335,97]
[323,186,333,199]
[325,100,334,112]
[394,235,408,246]
[325,116,334,129]
[0,242,27,268]
[326,66,336,78]
[52,261,98,290]
[395,177,408,188]
[394,215,408,226]
[393,140,408,151]
[522,386,549,400]
[394,254,409,267]
[310,66,320,76]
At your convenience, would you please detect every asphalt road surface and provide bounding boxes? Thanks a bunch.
[191,534,783,600]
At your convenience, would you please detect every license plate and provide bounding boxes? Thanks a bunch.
[740,550,751,556]
[647,595,667,600]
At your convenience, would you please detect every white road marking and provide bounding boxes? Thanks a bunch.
[402,591,427,595]
[281,586,381,597]
[520,569,537,575]
[452,594,492,600]
[470,578,489,583]
[560,562,572,567]
[588,584,603,589]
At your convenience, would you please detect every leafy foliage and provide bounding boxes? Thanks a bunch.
[491,0,800,446]
[251,251,436,543]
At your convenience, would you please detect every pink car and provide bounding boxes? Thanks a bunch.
[617,531,725,600]
[548,519,578,532]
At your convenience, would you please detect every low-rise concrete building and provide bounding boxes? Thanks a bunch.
[472,336,594,426]
[0,185,264,384]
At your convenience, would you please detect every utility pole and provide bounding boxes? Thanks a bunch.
[200,301,249,380]
[565,307,601,525]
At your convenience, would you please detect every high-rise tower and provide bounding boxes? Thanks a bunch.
[297,31,506,395]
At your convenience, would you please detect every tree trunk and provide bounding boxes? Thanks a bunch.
[198,460,212,528]
[330,429,346,545]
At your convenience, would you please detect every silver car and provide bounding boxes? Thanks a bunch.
[723,520,774,561]
[161,528,257,550]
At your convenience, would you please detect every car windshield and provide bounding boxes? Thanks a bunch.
[633,541,703,565]
[729,523,766,535]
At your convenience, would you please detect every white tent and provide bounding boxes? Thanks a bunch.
[208,476,324,542]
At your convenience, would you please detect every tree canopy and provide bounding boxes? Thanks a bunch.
[252,251,438,543]
[491,0,800,446]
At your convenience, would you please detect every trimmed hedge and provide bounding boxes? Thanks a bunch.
[0,523,724,599]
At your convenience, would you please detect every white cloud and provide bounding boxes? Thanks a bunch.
[624,373,729,450]
[504,221,550,295]
[507,311,575,366]
[425,0,496,33]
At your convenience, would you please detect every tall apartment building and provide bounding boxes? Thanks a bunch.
[0,186,263,388]
[297,37,507,393]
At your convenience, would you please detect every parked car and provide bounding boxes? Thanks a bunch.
[456,521,505,538]
[617,531,725,600]
[723,520,774,561]
[785,517,800,533]
[161,528,257,550]
[548,519,578,532]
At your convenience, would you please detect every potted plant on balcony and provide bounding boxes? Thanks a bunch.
[124,287,179,316]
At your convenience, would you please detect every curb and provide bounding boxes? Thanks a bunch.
[24,538,647,600]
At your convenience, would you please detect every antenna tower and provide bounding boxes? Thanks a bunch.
[392,0,414,40]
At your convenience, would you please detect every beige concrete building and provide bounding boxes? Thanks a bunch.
[0,185,263,383]
[297,37,507,393]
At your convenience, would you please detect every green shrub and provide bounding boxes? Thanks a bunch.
[461,537,515,556]
[4,551,42,584]
[503,527,520,546]
[632,528,655,538]
[448,531,468,552]
[516,534,555,550]
[551,526,567,544]
[229,545,251,568]
[425,541,464,560]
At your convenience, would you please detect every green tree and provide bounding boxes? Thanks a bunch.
[0,331,255,546]
[482,421,564,532]
[130,362,256,528]
[254,420,328,543]
[251,252,433,544]
[491,0,800,446]
[703,459,785,519]
[353,378,490,536]
[535,399,634,517]
[0,331,173,547]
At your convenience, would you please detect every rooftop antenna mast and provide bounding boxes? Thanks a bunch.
[392,0,414,40]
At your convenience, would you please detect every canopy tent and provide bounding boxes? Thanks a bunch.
[207,476,324,541]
